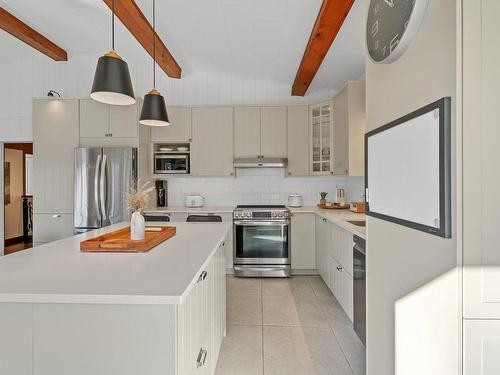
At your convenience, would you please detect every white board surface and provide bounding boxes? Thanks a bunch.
[367,108,441,229]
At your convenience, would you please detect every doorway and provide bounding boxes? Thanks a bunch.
[3,143,33,255]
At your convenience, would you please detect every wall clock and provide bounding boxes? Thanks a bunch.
[366,0,429,64]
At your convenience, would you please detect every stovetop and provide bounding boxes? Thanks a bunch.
[236,204,287,209]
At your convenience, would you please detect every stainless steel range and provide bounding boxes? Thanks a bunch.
[233,205,291,277]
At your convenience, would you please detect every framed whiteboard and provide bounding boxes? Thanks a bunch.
[365,97,451,238]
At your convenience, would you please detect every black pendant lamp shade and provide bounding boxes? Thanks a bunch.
[140,89,169,126]
[91,51,136,106]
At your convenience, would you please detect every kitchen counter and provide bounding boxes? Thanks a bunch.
[0,222,230,305]
[143,205,366,239]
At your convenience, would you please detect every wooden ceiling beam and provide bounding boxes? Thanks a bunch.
[291,0,355,96]
[103,0,181,79]
[0,6,67,61]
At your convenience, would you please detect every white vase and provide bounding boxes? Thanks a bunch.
[130,211,145,240]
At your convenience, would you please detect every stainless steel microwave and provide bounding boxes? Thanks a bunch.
[154,153,190,174]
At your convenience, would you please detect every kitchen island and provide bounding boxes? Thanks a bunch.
[0,222,229,375]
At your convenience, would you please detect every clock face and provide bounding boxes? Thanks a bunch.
[366,0,425,63]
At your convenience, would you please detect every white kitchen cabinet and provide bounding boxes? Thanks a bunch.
[310,101,333,175]
[80,99,138,139]
[33,99,79,215]
[234,107,260,158]
[316,216,332,283]
[151,106,192,142]
[109,103,138,138]
[331,224,354,276]
[178,242,226,375]
[191,107,234,176]
[260,107,287,158]
[291,213,316,271]
[463,0,500,319]
[287,105,310,176]
[331,81,365,176]
[331,257,353,322]
[32,214,74,244]
[464,320,500,375]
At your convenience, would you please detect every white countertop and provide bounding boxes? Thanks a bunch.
[0,222,230,305]
[144,205,366,239]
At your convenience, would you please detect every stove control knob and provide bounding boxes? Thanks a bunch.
[246,212,252,219]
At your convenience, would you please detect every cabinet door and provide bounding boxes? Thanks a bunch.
[315,216,332,284]
[260,107,287,157]
[234,107,260,158]
[464,320,500,375]
[291,213,316,270]
[109,103,138,138]
[33,214,74,243]
[331,224,354,277]
[191,107,234,176]
[151,106,192,142]
[463,0,500,319]
[287,106,310,176]
[310,102,333,175]
[79,99,109,138]
[332,88,349,175]
[33,99,79,214]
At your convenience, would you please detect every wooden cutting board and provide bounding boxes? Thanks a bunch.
[317,203,351,210]
[80,226,176,253]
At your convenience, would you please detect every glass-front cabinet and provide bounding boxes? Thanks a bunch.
[310,101,333,175]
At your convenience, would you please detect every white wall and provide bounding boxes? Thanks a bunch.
[0,54,337,143]
[162,169,364,207]
[365,0,460,374]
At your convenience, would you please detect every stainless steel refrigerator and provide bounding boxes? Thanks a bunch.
[74,147,137,233]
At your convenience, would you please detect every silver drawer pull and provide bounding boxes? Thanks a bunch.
[336,265,343,271]
[52,214,61,218]
[196,348,207,367]
[197,270,208,283]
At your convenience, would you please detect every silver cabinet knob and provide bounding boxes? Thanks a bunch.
[336,265,343,271]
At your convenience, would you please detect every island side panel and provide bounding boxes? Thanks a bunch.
[0,303,33,375]
[33,303,176,375]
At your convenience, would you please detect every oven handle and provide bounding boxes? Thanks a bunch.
[233,220,290,226]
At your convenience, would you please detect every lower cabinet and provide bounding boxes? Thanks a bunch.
[316,216,354,322]
[464,320,500,375]
[33,213,74,244]
[177,241,226,375]
[291,213,316,271]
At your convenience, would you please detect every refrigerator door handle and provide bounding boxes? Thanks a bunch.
[100,154,107,220]
[94,154,102,220]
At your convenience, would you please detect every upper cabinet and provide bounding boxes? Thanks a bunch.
[287,105,310,176]
[151,106,192,143]
[234,106,287,158]
[332,81,366,176]
[191,107,234,176]
[260,107,287,158]
[310,101,333,175]
[234,107,260,158]
[79,99,138,139]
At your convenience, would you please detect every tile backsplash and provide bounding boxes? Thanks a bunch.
[160,168,364,207]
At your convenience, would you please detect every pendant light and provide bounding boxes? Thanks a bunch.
[91,0,135,106]
[139,0,169,126]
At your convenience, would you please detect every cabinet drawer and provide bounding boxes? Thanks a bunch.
[33,214,74,243]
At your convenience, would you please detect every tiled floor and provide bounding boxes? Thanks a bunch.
[216,276,366,375]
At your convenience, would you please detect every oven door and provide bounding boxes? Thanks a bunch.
[233,221,290,265]
[154,154,189,174]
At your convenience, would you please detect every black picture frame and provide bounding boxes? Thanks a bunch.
[365,97,452,238]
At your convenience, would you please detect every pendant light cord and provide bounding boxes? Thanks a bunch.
[152,0,156,89]
[112,0,115,50]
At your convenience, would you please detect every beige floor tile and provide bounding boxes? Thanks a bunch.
[215,325,263,375]
[333,325,366,368]
[308,276,335,298]
[351,364,366,375]
[227,276,262,295]
[262,277,314,297]
[263,293,329,327]
[263,326,353,375]
[318,294,353,331]
[227,293,262,326]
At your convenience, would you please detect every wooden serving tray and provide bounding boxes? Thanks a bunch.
[80,226,176,253]
[317,203,351,210]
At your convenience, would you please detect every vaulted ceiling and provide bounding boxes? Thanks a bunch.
[0,0,366,96]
